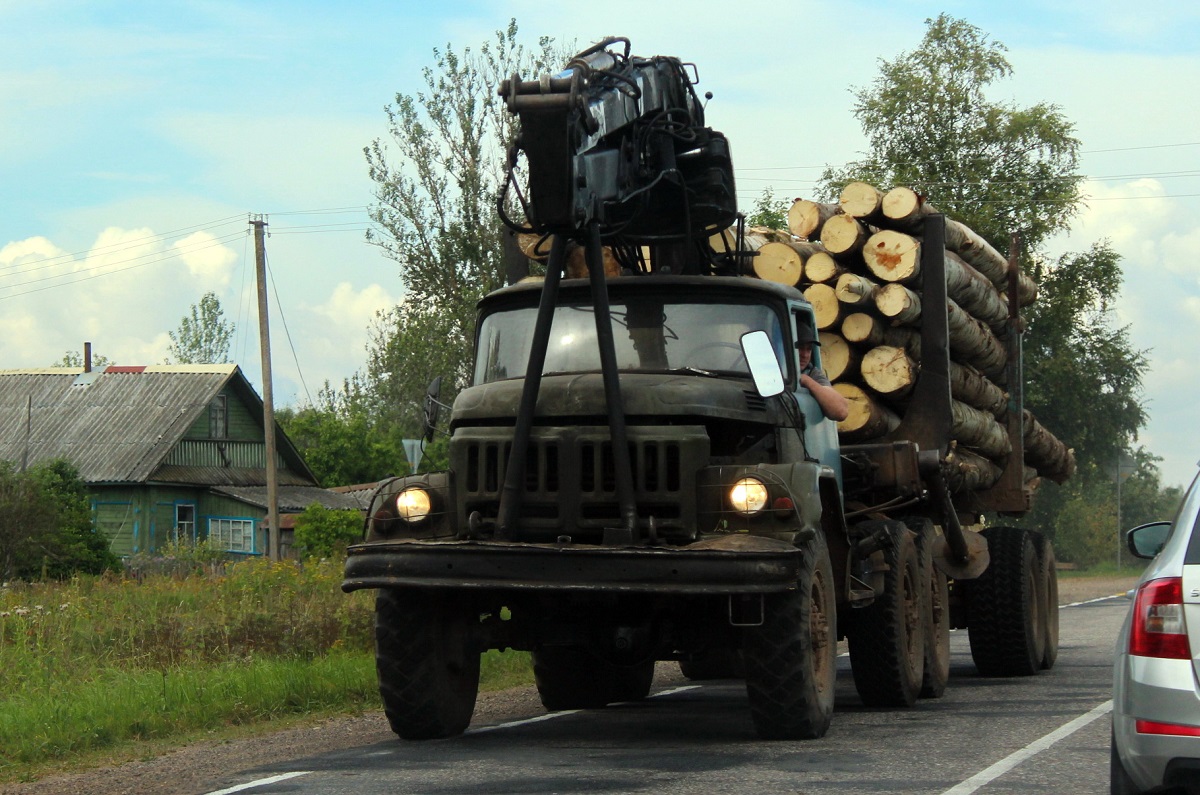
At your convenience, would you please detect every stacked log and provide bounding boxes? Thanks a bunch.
[750,180,1075,495]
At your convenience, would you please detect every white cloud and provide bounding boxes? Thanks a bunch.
[281,281,397,395]
[1184,296,1200,323]
[173,231,237,286]
[0,228,241,369]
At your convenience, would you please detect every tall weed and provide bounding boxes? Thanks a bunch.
[0,556,532,776]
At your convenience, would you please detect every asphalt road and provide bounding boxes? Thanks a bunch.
[204,594,1127,795]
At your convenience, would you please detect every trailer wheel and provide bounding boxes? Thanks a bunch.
[1033,533,1060,670]
[609,660,656,702]
[743,530,836,740]
[374,588,481,740]
[848,520,925,707]
[968,526,1044,677]
[533,647,612,710]
[907,517,950,699]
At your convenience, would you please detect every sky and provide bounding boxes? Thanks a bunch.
[2,1,1198,487]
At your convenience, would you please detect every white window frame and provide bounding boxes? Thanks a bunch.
[208,517,256,553]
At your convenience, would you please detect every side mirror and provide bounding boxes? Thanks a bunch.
[422,376,444,442]
[1127,521,1172,559]
[741,330,784,398]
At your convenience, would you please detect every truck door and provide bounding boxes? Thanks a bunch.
[791,305,842,484]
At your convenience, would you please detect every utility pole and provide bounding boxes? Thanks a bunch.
[251,215,280,561]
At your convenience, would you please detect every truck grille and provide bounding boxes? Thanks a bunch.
[452,426,709,542]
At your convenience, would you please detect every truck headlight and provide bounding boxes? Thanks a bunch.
[396,487,433,522]
[729,477,768,515]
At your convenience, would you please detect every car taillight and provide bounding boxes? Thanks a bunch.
[1129,577,1192,659]
[1136,719,1200,736]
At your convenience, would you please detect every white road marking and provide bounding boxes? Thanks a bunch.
[203,770,312,795]
[649,685,703,698]
[937,700,1113,795]
[467,709,582,734]
[1064,592,1130,608]
[466,684,702,735]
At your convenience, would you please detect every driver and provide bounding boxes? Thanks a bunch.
[796,324,849,421]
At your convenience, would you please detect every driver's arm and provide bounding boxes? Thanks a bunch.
[801,370,849,422]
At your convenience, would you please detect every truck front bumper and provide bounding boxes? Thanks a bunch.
[342,534,802,595]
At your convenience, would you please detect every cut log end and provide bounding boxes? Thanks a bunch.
[839,181,884,220]
[863,229,920,283]
[803,283,841,330]
[753,241,804,286]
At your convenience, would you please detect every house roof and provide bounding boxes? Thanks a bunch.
[0,364,315,485]
[329,481,384,510]
[213,485,365,514]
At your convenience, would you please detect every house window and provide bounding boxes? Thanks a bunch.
[209,395,228,439]
[174,504,196,543]
[208,517,255,553]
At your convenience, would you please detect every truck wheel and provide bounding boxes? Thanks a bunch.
[848,520,925,707]
[968,526,1044,677]
[1033,533,1060,670]
[908,517,950,699]
[609,660,656,702]
[533,647,612,710]
[743,530,837,740]
[679,649,744,680]
[374,588,481,740]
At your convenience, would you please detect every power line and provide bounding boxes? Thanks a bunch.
[0,229,247,289]
[0,214,245,273]
[264,250,313,406]
[0,232,246,301]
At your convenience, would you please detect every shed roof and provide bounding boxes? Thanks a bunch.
[212,485,365,514]
[0,365,314,484]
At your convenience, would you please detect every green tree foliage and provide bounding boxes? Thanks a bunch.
[28,459,120,578]
[0,459,118,580]
[57,350,112,368]
[293,503,364,559]
[277,383,409,487]
[355,303,470,440]
[1047,450,1184,569]
[168,291,234,365]
[811,14,1160,563]
[1048,477,1115,570]
[819,13,1083,251]
[1024,243,1148,473]
[746,187,789,230]
[361,21,561,436]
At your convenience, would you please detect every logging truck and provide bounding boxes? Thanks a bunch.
[342,38,1068,741]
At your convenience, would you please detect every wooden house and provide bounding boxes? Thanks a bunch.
[0,364,360,557]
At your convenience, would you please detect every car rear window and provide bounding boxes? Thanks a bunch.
[1176,473,1200,564]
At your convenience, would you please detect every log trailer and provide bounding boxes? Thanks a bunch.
[342,37,1061,741]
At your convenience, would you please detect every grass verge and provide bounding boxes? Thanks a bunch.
[0,553,533,782]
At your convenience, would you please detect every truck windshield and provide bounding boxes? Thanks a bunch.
[474,298,786,384]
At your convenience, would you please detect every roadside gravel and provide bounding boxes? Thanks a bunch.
[1,574,1139,795]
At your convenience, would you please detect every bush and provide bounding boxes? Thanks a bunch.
[293,503,364,559]
[0,459,119,581]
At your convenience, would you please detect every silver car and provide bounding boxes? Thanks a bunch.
[1113,468,1200,794]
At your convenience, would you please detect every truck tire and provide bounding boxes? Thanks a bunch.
[1033,533,1060,670]
[908,517,950,699]
[679,649,744,680]
[968,526,1044,677]
[743,530,837,740]
[609,660,656,702]
[848,520,925,707]
[533,647,612,710]
[374,588,481,740]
